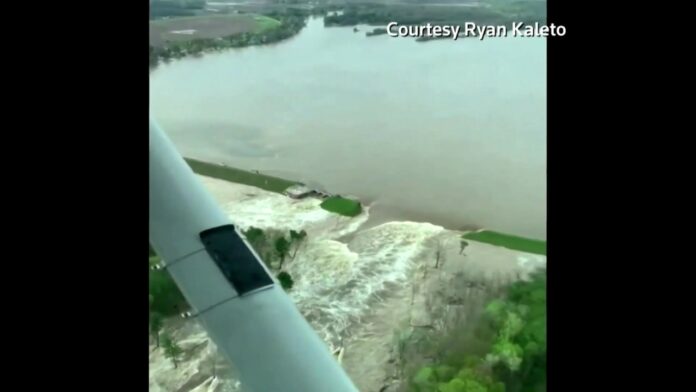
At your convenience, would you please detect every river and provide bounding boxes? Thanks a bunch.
[149,17,546,239]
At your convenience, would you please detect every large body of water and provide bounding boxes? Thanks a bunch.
[150,17,547,239]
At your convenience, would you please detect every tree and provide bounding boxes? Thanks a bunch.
[275,236,291,269]
[242,227,265,248]
[150,312,164,348]
[487,271,546,392]
[412,366,437,391]
[243,227,273,268]
[487,337,523,371]
[460,239,469,255]
[161,333,184,369]
[411,363,504,392]
[289,230,308,260]
[277,271,294,291]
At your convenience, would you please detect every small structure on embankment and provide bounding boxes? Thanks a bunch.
[284,184,314,199]
[284,184,332,200]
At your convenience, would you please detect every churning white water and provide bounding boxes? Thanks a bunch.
[287,221,445,346]
[203,177,445,346]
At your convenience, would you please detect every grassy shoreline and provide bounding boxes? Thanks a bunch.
[185,158,299,194]
[463,230,546,255]
[149,12,308,67]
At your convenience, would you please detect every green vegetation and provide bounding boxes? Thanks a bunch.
[487,272,546,392]
[149,252,189,359]
[185,159,364,218]
[243,227,265,247]
[242,226,282,270]
[463,231,546,256]
[277,271,294,291]
[242,226,307,267]
[150,0,206,19]
[241,227,309,289]
[185,158,299,194]
[149,256,189,317]
[254,15,283,33]
[406,271,547,392]
[459,240,469,255]
[412,361,505,392]
[161,333,185,369]
[274,237,291,269]
[150,12,308,67]
[320,196,362,217]
[186,158,364,218]
[289,229,307,260]
[323,2,546,31]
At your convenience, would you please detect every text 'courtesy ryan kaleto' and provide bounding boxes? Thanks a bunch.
[386,22,567,40]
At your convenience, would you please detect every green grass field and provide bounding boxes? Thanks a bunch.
[253,15,282,33]
[185,158,298,194]
[320,196,362,217]
[463,230,546,255]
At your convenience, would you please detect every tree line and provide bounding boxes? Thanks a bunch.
[322,2,546,29]
[407,271,546,392]
[150,0,206,19]
[149,14,308,68]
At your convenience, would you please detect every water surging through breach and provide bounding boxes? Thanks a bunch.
[286,221,444,346]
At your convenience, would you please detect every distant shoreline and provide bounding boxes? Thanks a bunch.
[149,13,308,68]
